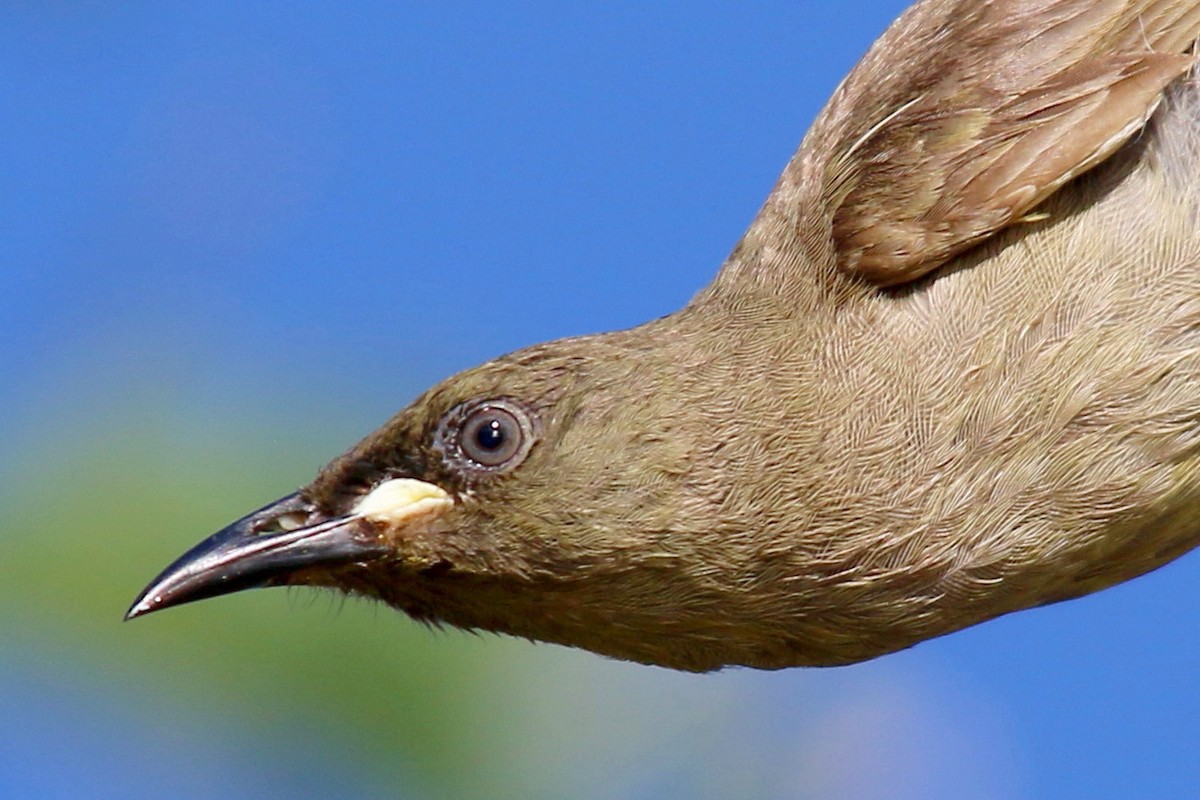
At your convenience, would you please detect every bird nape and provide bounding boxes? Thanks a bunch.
[128,0,1200,672]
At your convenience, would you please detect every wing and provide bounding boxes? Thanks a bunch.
[744,0,1200,289]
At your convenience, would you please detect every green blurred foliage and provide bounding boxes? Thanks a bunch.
[0,380,1020,799]
[2,405,495,797]
[0,394,768,799]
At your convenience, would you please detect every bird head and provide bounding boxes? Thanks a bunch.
[127,320,747,670]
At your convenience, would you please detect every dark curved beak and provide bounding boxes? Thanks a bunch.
[125,492,390,620]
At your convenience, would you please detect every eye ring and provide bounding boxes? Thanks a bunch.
[437,399,538,473]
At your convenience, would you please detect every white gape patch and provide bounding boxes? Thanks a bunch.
[353,478,452,524]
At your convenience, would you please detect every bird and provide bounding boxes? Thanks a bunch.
[128,0,1200,672]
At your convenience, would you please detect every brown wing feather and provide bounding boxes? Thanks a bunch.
[804,0,1200,286]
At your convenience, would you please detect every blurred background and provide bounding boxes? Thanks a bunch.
[4,2,1200,798]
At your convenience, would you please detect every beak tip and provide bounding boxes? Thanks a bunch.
[124,491,391,622]
[124,588,163,621]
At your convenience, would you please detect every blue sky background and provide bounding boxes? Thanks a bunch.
[5,2,1200,798]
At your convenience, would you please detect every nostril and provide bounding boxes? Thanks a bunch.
[257,511,309,534]
[275,512,309,531]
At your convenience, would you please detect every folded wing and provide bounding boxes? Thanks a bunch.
[804,0,1200,286]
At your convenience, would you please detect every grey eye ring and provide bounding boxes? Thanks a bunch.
[437,398,538,472]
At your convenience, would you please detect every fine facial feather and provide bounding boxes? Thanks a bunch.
[131,0,1200,672]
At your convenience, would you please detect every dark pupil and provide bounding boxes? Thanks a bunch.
[474,418,506,451]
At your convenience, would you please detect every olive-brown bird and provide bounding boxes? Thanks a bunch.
[128,0,1200,671]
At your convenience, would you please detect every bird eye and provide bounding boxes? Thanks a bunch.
[447,400,537,470]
